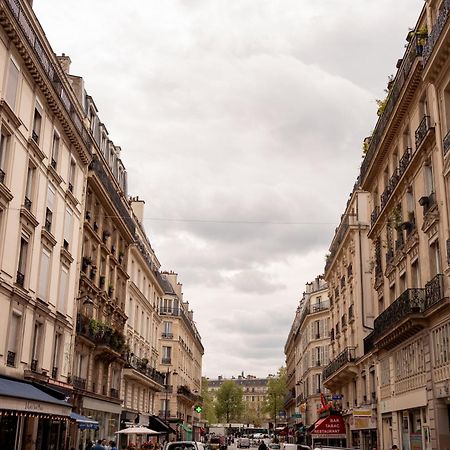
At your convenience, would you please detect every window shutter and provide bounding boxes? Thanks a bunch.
[58,265,69,314]
[5,58,19,108]
[47,185,56,211]
[38,247,51,300]
[64,207,73,245]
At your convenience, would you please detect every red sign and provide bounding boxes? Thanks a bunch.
[311,415,346,436]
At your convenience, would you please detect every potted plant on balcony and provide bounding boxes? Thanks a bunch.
[108,284,114,296]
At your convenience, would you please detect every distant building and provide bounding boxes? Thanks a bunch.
[208,373,271,426]
[156,272,204,440]
[285,277,330,435]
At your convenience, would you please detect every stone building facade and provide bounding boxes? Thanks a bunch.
[0,0,90,448]
[285,277,330,435]
[156,271,204,440]
[322,190,376,449]
[0,1,204,449]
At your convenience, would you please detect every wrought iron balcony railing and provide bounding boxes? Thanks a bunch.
[51,366,58,379]
[371,288,425,343]
[161,357,172,364]
[415,115,432,149]
[7,351,16,367]
[71,375,87,390]
[162,332,173,339]
[16,271,24,287]
[360,35,422,183]
[110,388,119,399]
[323,346,355,381]
[425,274,444,310]
[423,0,450,66]
[126,354,165,386]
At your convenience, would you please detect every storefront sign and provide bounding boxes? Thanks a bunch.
[0,396,71,416]
[311,414,346,438]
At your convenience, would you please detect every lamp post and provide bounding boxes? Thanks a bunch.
[164,368,178,424]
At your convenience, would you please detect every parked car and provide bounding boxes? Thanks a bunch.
[268,444,281,450]
[165,442,206,450]
[209,436,227,450]
[237,437,250,448]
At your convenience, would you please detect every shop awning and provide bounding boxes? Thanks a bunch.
[149,415,176,434]
[70,412,99,430]
[310,415,346,439]
[0,376,71,417]
[182,423,192,432]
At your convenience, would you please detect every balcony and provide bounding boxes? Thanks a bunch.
[368,288,426,350]
[360,35,423,184]
[177,384,199,403]
[110,388,119,399]
[162,332,173,339]
[423,0,450,67]
[125,354,165,386]
[76,314,126,356]
[323,347,356,386]
[51,366,58,379]
[161,357,172,365]
[425,274,445,310]
[71,375,87,390]
[371,206,380,227]
[415,115,433,149]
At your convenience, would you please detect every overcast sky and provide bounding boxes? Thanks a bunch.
[34,0,423,378]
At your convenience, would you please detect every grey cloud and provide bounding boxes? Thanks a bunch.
[34,0,419,378]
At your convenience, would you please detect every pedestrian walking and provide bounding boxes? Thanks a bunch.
[109,441,118,450]
[92,440,105,450]
[258,441,267,450]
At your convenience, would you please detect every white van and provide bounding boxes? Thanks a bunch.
[237,437,250,448]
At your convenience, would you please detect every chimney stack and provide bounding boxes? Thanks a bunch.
[57,53,71,74]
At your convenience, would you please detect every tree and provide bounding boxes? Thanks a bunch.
[201,377,217,424]
[263,367,288,430]
[215,380,244,423]
[241,402,265,427]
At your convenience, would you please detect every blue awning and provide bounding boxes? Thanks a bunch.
[70,412,100,430]
[0,376,71,416]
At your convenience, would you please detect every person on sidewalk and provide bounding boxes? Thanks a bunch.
[258,441,267,450]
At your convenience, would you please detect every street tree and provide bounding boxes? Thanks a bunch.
[263,367,288,430]
[241,403,265,427]
[215,380,244,423]
[201,377,217,424]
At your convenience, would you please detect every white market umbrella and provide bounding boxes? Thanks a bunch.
[116,426,161,435]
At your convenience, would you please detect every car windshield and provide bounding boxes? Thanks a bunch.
[168,444,197,450]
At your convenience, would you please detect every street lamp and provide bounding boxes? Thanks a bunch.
[164,368,178,424]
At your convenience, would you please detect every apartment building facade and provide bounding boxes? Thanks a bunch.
[320,1,450,449]
[208,374,271,427]
[0,0,91,448]
[322,189,376,449]
[285,277,330,441]
[157,271,204,440]
[121,199,165,431]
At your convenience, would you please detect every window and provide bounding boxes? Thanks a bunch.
[430,240,441,277]
[57,265,69,314]
[5,57,19,109]
[51,333,61,376]
[7,312,21,367]
[68,159,76,192]
[17,234,29,286]
[31,321,43,369]
[45,184,56,233]
[24,164,35,210]
[162,346,172,363]
[32,103,43,144]
[411,259,421,288]
[63,207,73,249]
[424,163,435,196]
[37,246,51,301]
[0,131,9,182]
[51,131,60,168]
[163,321,173,337]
